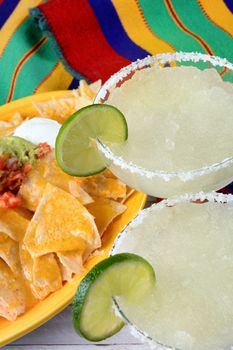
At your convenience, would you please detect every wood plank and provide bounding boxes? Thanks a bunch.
[11,307,141,346]
[5,345,151,350]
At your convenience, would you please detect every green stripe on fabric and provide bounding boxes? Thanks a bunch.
[0,17,43,103]
[138,0,206,54]
[171,1,233,62]
[11,40,59,101]
[221,71,233,83]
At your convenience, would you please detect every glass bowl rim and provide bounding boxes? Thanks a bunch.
[110,191,233,350]
[94,52,233,181]
[111,192,233,243]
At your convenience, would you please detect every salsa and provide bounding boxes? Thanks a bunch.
[0,137,51,208]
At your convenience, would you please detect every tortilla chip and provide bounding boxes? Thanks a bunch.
[58,261,73,282]
[33,152,55,176]
[0,259,26,321]
[44,160,93,204]
[79,80,97,100]
[14,207,33,220]
[20,155,93,208]
[120,188,135,203]
[86,197,127,236]
[89,79,102,95]
[57,251,84,276]
[19,169,47,211]
[43,159,72,192]
[19,244,62,299]
[19,243,34,282]
[101,169,117,179]
[0,235,19,272]
[33,97,76,123]
[0,113,24,136]
[24,183,100,257]
[68,180,93,205]
[79,175,127,200]
[33,80,101,123]
[18,153,56,211]
[0,209,29,241]
[32,253,62,299]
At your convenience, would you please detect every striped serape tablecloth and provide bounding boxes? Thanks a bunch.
[0,0,232,105]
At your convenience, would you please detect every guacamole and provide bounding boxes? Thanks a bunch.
[0,136,37,165]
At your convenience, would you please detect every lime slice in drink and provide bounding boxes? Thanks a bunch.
[55,104,128,176]
[72,253,155,341]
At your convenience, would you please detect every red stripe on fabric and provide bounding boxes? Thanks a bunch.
[220,66,227,76]
[165,0,213,55]
[37,0,131,82]
[7,37,46,102]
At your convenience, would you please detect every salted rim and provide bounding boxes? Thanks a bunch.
[94,52,233,182]
[111,191,233,254]
[111,191,233,350]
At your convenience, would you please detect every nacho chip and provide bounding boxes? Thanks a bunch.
[86,197,126,236]
[0,259,26,321]
[0,113,24,137]
[33,152,55,176]
[78,80,101,100]
[0,232,8,243]
[57,251,84,276]
[101,169,117,179]
[0,209,29,241]
[19,155,94,210]
[79,175,127,200]
[24,183,100,257]
[44,159,93,204]
[14,207,33,220]
[18,153,55,211]
[33,80,101,123]
[18,169,47,211]
[88,79,102,95]
[120,188,135,203]
[68,180,93,205]
[33,97,76,123]
[58,261,73,282]
[19,243,34,282]
[32,253,62,300]
[43,158,72,192]
[20,244,62,299]
[0,235,19,272]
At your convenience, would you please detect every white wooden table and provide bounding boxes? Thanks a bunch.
[5,306,151,350]
[3,198,155,350]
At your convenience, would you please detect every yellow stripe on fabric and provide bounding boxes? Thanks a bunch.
[198,0,233,37]
[112,0,175,55]
[35,62,73,94]
[0,0,42,56]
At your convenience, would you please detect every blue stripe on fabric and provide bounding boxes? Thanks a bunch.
[0,0,20,29]
[88,0,149,61]
[223,0,233,13]
[68,78,80,90]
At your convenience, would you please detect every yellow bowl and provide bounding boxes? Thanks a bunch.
[0,91,147,347]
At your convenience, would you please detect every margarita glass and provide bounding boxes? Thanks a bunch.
[111,192,233,350]
[94,52,233,198]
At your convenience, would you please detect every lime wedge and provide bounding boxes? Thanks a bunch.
[55,104,128,176]
[72,253,155,341]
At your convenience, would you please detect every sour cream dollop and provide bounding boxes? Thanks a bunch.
[14,118,61,148]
